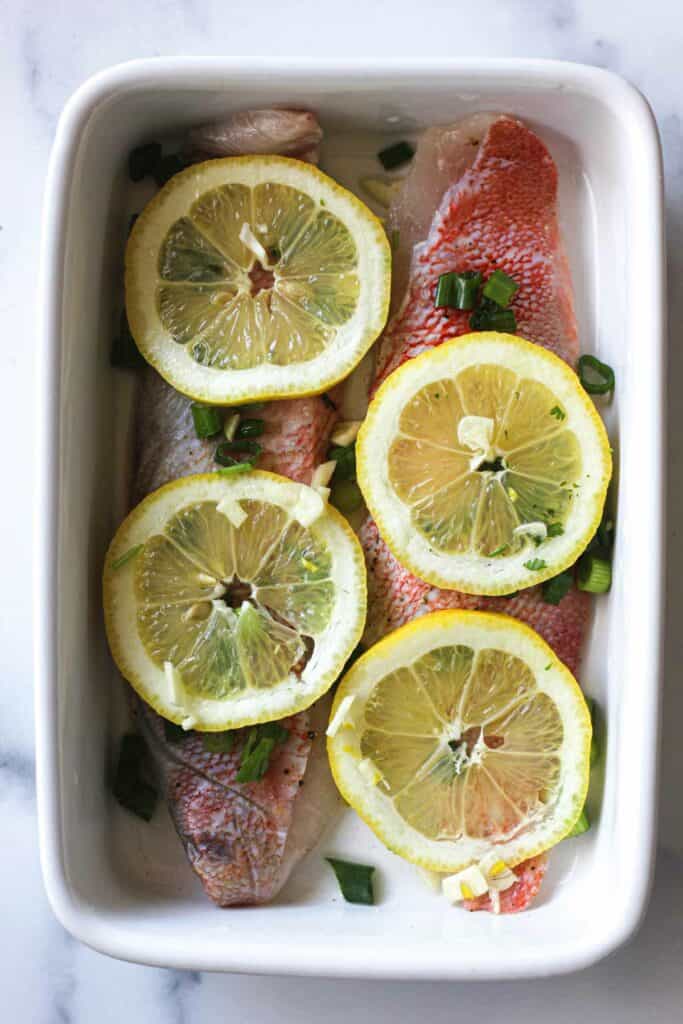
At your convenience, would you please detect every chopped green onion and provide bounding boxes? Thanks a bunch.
[216,463,253,477]
[482,269,519,308]
[229,439,263,455]
[542,569,573,605]
[110,311,145,369]
[128,142,162,182]
[164,720,187,744]
[568,809,590,837]
[488,544,509,557]
[202,731,235,754]
[587,698,601,766]
[577,355,615,397]
[435,271,482,311]
[549,405,566,421]
[326,857,375,905]
[577,554,612,593]
[378,140,414,171]
[236,418,265,439]
[524,558,547,571]
[546,522,564,537]
[113,734,158,822]
[331,479,363,515]
[469,299,517,333]
[236,722,289,783]
[596,515,615,552]
[214,439,262,467]
[190,403,222,439]
[329,444,356,482]
[111,544,144,571]
[152,153,185,188]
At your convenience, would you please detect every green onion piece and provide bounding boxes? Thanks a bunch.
[202,731,235,754]
[577,554,612,593]
[128,142,162,182]
[163,720,187,744]
[482,269,519,308]
[577,354,615,396]
[228,439,263,455]
[596,515,615,552]
[236,418,265,439]
[236,722,289,783]
[330,479,363,515]
[488,544,509,557]
[434,271,482,311]
[214,439,262,467]
[216,463,253,477]
[546,522,564,537]
[378,140,415,171]
[542,569,573,605]
[329,443,356,482]
[587,698,601,766]
[524,558,547,571]
[549,405,566,421]
[153,153,185,188]
[110,311,146,369]
[326,857,375,905]
[568,809,590,837]
[191,403,223,439]
[469,298,517,333]
[113,734,158,822]
[111,544,144,571]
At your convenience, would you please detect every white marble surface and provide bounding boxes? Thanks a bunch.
[3,0,683,1017]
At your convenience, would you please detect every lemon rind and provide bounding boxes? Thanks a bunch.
[357,333,612,596]
[103,471,367,730]
[327,609,592,872]
[125,156,391,405]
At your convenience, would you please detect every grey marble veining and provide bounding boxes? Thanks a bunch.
[3,0,683,1019]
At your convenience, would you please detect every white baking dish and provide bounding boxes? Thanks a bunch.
[35,58,665,980]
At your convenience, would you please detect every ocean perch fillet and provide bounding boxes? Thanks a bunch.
[362,115,589,912]
[130,111,339,906]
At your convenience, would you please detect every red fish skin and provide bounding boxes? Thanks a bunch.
[374,116,578,391]
[362,117,590,913]
[138,703,314,905]
[361,516,589,676]
[463,854,548,913]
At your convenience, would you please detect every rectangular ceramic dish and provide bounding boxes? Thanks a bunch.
[35,57,665,979]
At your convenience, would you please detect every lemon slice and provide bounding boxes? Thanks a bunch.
[357,333,612,595]
[327,610,591,871]
[103,471,366,730]
[125,156,391,404]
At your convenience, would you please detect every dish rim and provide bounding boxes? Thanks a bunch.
[34,56,665,979]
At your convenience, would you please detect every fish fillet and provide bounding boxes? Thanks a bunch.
[362,115,589,909]
[129,111,340,907]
